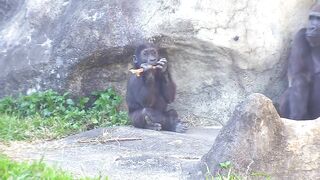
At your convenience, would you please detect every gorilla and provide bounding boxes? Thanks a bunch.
[126,43,187,132]
[280,4,320,120]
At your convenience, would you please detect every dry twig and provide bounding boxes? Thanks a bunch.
[77,137,142,144]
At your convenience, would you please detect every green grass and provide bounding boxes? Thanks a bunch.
[0,154,73,179]
[205,161,271,180]
[0,114,83,141]
[0,154,107,180]
[0,88,129,141]
[205,161,242,180]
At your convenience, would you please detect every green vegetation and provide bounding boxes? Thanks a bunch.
[0,154,108,180]
[0,88,128,141]
[0,154,74,179]
[205,161,242,180]
[205,161,271,180]
[251,171,271,179]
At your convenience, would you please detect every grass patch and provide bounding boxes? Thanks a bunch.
[0,88,129,141]
[0,154,73,179]
[0,154,107,179]
[205,161,242,180]
[205,161,271,180]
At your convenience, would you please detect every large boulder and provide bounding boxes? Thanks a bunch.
[0,0,315,125]
[201,93,320,179]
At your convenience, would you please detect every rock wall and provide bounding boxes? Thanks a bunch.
[0,0,316,125]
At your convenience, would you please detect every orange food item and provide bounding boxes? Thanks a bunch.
[129,66,156,76]
[129,68,144,77]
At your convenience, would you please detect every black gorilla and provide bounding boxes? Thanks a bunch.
[126,43,187,132]
[280,4,320,120]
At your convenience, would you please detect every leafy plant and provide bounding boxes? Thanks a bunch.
[0,96,15,114]
[205,161,242,180]
[0,88,128,141]
[219,161,232,169]
[89,88,129,127]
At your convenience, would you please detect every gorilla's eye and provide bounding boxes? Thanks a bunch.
[142,51,148,56]
[309,15,320,21]
[151,50,156,56]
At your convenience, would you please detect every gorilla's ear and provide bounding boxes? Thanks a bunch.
[132,55,138,65]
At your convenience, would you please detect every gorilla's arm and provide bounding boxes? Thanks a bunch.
[160,71,176,104]
[288,29,311,83]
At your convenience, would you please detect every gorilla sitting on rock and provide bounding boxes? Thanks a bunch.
[126,43,187,132]
[280,4,320,120]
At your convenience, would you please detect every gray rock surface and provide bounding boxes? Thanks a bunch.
[0,0,316,125]
[200,93,320,179]
[1,126,221,179]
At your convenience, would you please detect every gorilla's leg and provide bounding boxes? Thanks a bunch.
[129,108,162,131]
[144,108,187,132]
[143,108,163,131]
[309,75,320,119]
[288,75,310,120]
[129,110,147,129]
[163,109,188,133]
[130,108,187,132]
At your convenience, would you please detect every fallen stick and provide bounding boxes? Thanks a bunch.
[77,137,142,144]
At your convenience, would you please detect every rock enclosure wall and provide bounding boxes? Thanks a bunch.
[0,0,316,125]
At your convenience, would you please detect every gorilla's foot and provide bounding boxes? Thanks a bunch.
[175,122,188,133]
[145,115,162,131]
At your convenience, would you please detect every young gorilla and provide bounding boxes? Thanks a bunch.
[126,43,187,132]
[279,4,320,120]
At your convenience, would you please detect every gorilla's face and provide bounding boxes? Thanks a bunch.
[140,47,159,66]
[306,12,320,47]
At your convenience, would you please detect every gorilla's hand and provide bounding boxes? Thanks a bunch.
[155,58,168,72]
